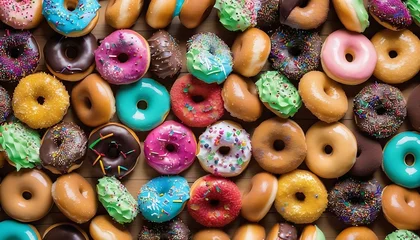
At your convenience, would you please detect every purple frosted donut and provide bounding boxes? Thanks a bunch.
[144,120,197,175]
[0,31,40,82]
[368,0,412,30]
[94,30,151,85]
[0,86,11,124]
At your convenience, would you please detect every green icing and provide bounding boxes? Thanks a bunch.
[405,0,420,25]
[0,122,41,170]
[315,226,326,240]
[352,0,370,31]
[386,230,420,240]
[97,176,138,224]
[256,71,302,118]
[214,0,252,31]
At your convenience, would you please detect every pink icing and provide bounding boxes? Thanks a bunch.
[0,0,41,29]
[144,120,197,175]
[321,29,377,85]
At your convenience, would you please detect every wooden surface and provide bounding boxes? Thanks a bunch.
[1,1,420,239]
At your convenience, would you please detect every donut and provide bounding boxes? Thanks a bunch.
[214,0,258,31]
[0,121,41,170]
[279,0,329,29]
[371,29,420,84]
[186,32,233,84]
[40,122,87,174]
[148,30,182,79]
[274,169,328,224]
[0,169,53,222]
[0,0,42,29]
[222,74,262,122]
[233,224,266,240]
[336,227,378,240]
[197,121,252,177]
[328,178,382,225]
[0,31,40,82]
[0,86,11,124]
[95,29,150,85]
[12,72,70,129]
[187,175,242,227]
[193,229,230,240]
[42,0,100,37]
[116,78,170,131]
[332,0,370,32]
[145,0,177,29]
[353,83,406,138]
[270,26,322,81]
[144,120,197,175]
[299,71,348,123]
[382,184,420,230]
[386,230,420,240]
[105,0,143,29]
[267,223,297,240]
[256,0,280,30]
[43,223,89,240]
[87,123,141,178]
[406,0,420,26]
[368,0,412,30]
[139,217,190,240]
[408,84,420,131]
[252,117,307,174]
[321,29,377,85]
[240,172,278,222]
[0,220,41,239]
[232,28,271,77]
[44,33,97,81]
[179,0,215,29]
[90,215,132,240]
[170,74,224,127]
[299,225,326,240]
[350,130,382,177]
[71,74,116,127]
[97,176,138,224]
[383,132,420,189]
[256,71,302,118]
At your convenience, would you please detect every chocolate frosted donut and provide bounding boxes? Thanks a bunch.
[148,30,182,79]
[87,123,141,179]
[407,84,420,131]
[256,0,280,30]
[279,0,303,23]
[138,217,190,240]
[349,130,382,177]
[267,223,297,240]
[43,223,89,240]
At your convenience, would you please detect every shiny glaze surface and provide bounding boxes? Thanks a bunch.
[0,220,41,240]
[336,226,379,240]
[193,229,230,240]
[232,224,266,240]
[90,215,132,240]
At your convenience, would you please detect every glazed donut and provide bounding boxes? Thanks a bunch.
[186,32,233,84]
[0,220,41,240]
[188,175,242,227]
[43,223,89,240]
[274,170,328,224]
[328,178,382,225]
[368,0,412,30]
[105,0,143,29]
[408,84,420,131]
[40,122,87,174]
[299,71,348,123]
[382,184,420,230]
[233,224,266,240]
[116,78,170,131]
[145,0,177,29]
[267,223,297,240]
[232,28,271,77]
[353,83,406,138]
[87,123,141,178]
[256,0,280,30]
[42,0,100,37]
[256,71,302,118]
[95,29,150,85]
[279,0,329,29]
[52,173,97,224]
[240,172,278,222]
[214,0,258,31]
[71,74,115,127]
[350,129,382,177]
[371,29,420,84]
[90,215,132,240]
[305,121,357,178]
[270,26,322,81]
[170,74,224,127]
[336,227,378,240]
[0,86,11,124]
[222,74,262,122]
[321,29,377,85]
[0,169,53,222]
[0,31,40,82]
[138,176,190,223]
[0,0,42,29]
[299,225,326,240]
[252,117,306,174]
[197,121,252,177]
[139,217,190,240]
[179,0,215,28]
[12,72,70,129]
[386,230,420,240]
[332,0,370,32]
[44,33,97,81]
[193,229,230,240]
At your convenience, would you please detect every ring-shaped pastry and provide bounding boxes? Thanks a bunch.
[0,220,41,240]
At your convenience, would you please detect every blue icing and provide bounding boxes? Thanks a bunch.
[138,176,190,223]
[173,0,185,17]
[42,0,100,34]
[0,220,40,240]
[116,78,170,131]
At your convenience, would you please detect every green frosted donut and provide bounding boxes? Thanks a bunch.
[386,230,420,240]
[214,0,257,31]
[406,0,420,26]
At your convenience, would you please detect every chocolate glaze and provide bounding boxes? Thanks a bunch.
[257,0,281,30]
[148,30,182,79]
[138,217,190,240]
[279,0,304,23]
[44,33,97,75]
[407,84,420,131]
[277,223,297,240]
[349,130,382,177]
[87,123,141,179]
[43,224,87,240]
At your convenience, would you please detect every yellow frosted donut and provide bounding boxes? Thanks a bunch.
[274,169,327,224]
[12,72,70,129]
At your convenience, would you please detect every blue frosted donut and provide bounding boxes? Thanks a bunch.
[116,78,170,131]
[383,131,420,189]
[0,220,41,239]
[137,176,190,223]
[174,0,185,17]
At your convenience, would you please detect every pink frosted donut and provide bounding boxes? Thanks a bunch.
[321,30,377,85]
[144,120,198,174]
[95,30,150,85]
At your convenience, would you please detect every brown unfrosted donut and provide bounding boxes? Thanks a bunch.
[146,0,176,29]
[90,215,132,240]
[336,227,378,240]
[179,0,215,29]
[233,224,266,240]
[106,0,143,29]
[193,229,230,240]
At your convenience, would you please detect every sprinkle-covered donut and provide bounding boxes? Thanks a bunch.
[43,223,89,240]
[256,0,280,30]
[368,0,412,30]
[386,230,420,240]
[0,0,42,29]
[214,0,258,31]
[0,220,41,240]
[0,86,11,124]
[139,217,190,240]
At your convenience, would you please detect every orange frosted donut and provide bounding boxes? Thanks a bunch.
[105,0,144,29]
[233,224,266,240]
[179,0,215,28]
[279,0,329,29]
[336,227,378,240]
[90,215,132,240]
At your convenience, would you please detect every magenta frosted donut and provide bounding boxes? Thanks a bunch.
[94,30,150,85]
[368,0,412,30]
[144,120,198,175]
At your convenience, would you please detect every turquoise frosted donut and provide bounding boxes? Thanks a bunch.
[0,220,41,240]
[116,78,170,131]
[137,176,190,223]
[383,131,420,188]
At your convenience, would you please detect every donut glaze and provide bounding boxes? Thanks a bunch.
[139,217,190,240]
[256,0,280,30]
[193,229,230,240]
[233,224,266,240]
[385,230,420,240]
[368,0,412,30]
[279,0,329,30]
[43,223,89,240]
[90,215,132,240]
[105,0,143,29]
[0,220,41,240]
[0,0,42,29]
[299,225,326,240]
[179,0,215,28]
[267,223,297,240]
[332,0,370,33]
[349,130,382,177]
[336,227,378,240]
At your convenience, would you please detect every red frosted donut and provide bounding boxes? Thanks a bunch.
[187,175,241,227]
[170,74,224,127]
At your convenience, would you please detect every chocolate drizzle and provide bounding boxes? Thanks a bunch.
[278,223,297,240]
[279,0,305,22]
[43,224,87,240]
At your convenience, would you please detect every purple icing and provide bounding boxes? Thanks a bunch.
[368,0,412,29]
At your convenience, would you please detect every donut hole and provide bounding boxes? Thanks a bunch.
[288,47,301,56]
[137,100,148,110]
[323,86,334,96]
[295,192,306,201]
[209,199,220,207]
[117,53,129,63]
[55,138,63,147]
[348,195,364,204]
[192,95,205,103]
[405,154,415,166]
[298,0,309,8]
[389,50,398,59]
[37,96,45,105]
[375,104,386,115]
[65,0,78,11]
[273,140,285,151]
[165,144,176,153]
[22,191,32,200]
[324,145,333,155]
[218,146,231,156]
[65,46,78,60]
[107,143,120,158]
[84,97,92,109]
[9,46,23,58]
[345,53,354,62]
